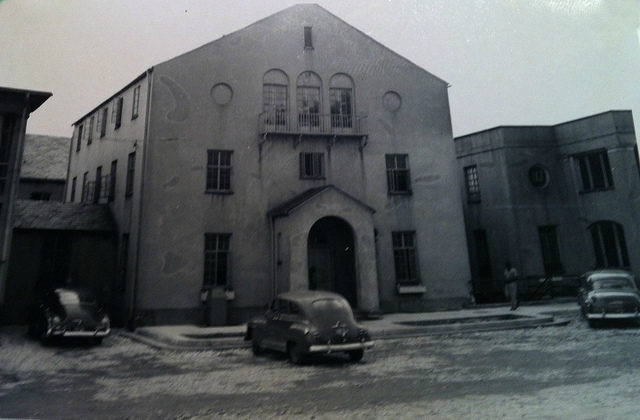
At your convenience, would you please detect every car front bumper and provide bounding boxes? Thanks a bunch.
[585,312,640,320]
[49,328,111,338]
[309,341,374,353]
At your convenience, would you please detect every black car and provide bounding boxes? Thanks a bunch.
[29,287,111,344]
[245,291,374,364]
[578,270,640,327]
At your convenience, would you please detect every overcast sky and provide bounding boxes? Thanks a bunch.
[2,0,638,138]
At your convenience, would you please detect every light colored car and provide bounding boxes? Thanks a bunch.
[578,270,640,327]
[245,291,374,364]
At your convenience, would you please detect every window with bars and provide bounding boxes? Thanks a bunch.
[300,152,324,179]
[206,150,232,192]
[575,150,614,192]
[204,233,231,287]
[385,154,411,193]
[590,221,629,268]
[132,85,140,120]
[125,152,135,197]
[538,225,564,276]
[464,165,481,203]
[392,231,419,285]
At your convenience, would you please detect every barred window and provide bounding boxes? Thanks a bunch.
[204,233,231,287]
[464,165,481,202]
[300,152,324,179]
[206,150,232,192]
[386,154,411,193]
[392,231,419,285]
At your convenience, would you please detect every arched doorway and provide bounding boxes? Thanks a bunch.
[307,216,357,307]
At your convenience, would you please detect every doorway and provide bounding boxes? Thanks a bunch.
[307,216,357,307]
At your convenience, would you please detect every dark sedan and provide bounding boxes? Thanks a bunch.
[245,291,374,364]
[29,287,111,344]
[578,270,640,327]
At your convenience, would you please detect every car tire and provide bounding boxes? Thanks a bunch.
[588,319,600,328]
[348,349,364,362]
[93,337,103,345]
[251,338,263,355]
[287,342,305,365]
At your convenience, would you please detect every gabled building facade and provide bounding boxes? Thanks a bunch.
[19,134,70,201]
[455,111,640,302]
[67,5,471,325]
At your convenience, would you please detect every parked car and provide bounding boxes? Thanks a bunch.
[29,287,111,344]
[245,291,374,364]
[577,270,640,327]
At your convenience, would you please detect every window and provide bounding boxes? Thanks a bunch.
[30,192,51,201]
[330,74,353,129]
[473,229,492,279]
[392,231,419,285]
[304,26,313,49]
[538,226,563,276]
[590,221,630,268]
[70,176,77,202]
[464,165,481,202]
[114,97,123,129]
[109,160,117,202]
[94,166,102,203]
[300,152,324,179]
[575,150,614,192]
[132,85,140,120]
[87,116,94,145]
[206,150,232,192]
[386,154,411,193]
[125,152,135,197]
[204,233,231,287]
[100,107,108,138]
[76,125,83,152]
[82,171,88,202]
[0,116,14,196]
[296,72,321,129]
[528,165,549,188]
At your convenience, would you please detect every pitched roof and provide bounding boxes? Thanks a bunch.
[21,134,70,180]
[268,185,375,217]
[13,199,116,232]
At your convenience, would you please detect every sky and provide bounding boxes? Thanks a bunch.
[1,0,639,138]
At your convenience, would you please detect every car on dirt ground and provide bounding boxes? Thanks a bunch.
[245,291,374,364]
[577,270,640,327]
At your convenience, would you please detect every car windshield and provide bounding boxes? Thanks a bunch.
[56,290,96,305]
[592,277,635,291]
[310,298,354,325]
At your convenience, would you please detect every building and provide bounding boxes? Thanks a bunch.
[18,134,70,201]
[0,86,51,308]
[67,4,471,326]
[455,110,640,302]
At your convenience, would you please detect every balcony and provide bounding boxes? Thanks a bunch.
[259,112,367,140]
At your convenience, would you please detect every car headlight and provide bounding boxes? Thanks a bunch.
[52,315,62,325]
[100,315,110,327]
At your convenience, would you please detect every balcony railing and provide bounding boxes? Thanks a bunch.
[259,112,367,137]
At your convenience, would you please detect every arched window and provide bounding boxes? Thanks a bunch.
[263,69,289,128]
[589,221,630,268]
[296,71,322,129]
[329,74,354,129]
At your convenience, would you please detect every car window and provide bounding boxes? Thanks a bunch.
[310,298,354,324]
[592,277,635,291]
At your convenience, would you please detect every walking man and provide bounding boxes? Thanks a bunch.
[504,261,519,310]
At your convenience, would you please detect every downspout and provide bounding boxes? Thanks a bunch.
[63,125,75,202]
[128,67,154,329]
[0,95,29,304]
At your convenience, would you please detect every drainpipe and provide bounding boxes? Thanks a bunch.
[128,67,154,329]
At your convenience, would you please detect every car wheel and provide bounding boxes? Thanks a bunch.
[93,337,103,345]
[38,317,50,345]
[287,342,305,365]
[348,349,364,362]
[588,319,600,328]
[251,338,263,355]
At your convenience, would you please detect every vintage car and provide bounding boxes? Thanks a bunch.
[29,287,111,344]
[578,270,640,327]
[245,291,374,364]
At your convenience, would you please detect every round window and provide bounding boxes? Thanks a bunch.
[528,165,549,188]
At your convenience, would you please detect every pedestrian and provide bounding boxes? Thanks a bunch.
[504,261,519,310]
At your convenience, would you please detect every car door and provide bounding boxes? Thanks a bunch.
[261,299,286,352]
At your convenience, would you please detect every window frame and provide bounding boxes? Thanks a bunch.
[76,124,83,152]
[100,107,108,138]
[299,152,324,179]
[590,221,630,269]
[464,165,481,203]
[392,231,420,286]
[70,176,77,202]
[385,154,412,194]
[304,26,313,49]
[574,149,614,193]
[114,97,123,129]
[203,233,231,288]
[87,116,94,145]
[109,159,117,202]
[125,151,135,197]
[206,150,233,193]
[538,225,564,276]
[131,85,140,120]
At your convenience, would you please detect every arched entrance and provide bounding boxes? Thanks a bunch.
[307,216,357,307]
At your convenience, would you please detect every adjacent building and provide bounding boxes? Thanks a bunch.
[18,134,70,201]
[0,87,51,308]
[67,4,471,326]
[455,111,640,302]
